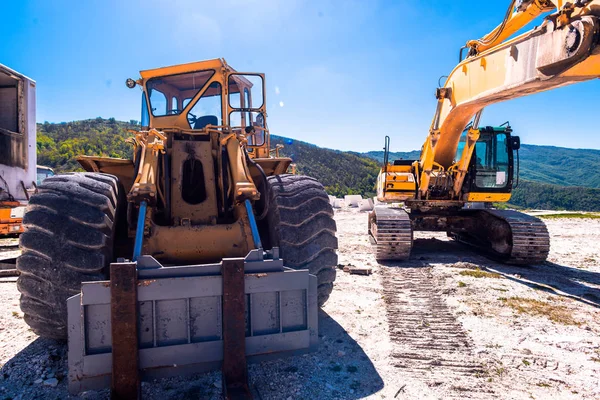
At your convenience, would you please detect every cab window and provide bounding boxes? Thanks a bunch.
[36,167,54,185]
[187,82,222,129]
[146,70,215,117]
[473,133,509,189]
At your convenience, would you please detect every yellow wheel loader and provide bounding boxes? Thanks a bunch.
[370,0,600,263]
[16,59,337,396]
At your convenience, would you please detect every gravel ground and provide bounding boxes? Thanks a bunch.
[0,211,599,399]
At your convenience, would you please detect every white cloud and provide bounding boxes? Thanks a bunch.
[279,101,285,107]
[275,86,280,95]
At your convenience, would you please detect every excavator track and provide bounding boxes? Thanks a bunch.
[451,209,550,265]
[368,206,413,260]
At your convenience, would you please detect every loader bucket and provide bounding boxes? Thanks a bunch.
[67,248,318,394]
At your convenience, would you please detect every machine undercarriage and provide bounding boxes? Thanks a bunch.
[369,206,550,264]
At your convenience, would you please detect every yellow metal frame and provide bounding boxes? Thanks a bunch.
[76,59,296,264]
[127,129,165,204]
[377,164,417,202]
[467,193,512,202]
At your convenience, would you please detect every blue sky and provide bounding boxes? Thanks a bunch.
[2,0,599,152]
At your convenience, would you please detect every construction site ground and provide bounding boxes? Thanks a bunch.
[0,210,599,399]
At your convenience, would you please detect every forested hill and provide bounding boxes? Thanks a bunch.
[35,119,600,211]
[37,118,137,172]
[362,150,421,164]
[270,135,380,197]
[273,136,600,211]
[510,181,600,211]
[517,144,600,188]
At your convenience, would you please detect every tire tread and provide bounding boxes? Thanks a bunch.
[266,174,338,306]
[16,173,120,340]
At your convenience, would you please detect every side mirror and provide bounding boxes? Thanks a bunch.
[510,136,521,150]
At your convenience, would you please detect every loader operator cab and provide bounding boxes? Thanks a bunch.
[457,125,520,194]
[142,66,267,149]
[145,69,221,126]
[227,74,266,147]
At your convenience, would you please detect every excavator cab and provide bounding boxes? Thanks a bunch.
[459,125,520,198]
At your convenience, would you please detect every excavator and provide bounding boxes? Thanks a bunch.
[370,0,600,263]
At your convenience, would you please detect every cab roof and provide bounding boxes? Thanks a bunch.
[139,58,237,80]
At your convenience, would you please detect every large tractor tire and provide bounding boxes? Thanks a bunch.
[265,174,338,306]
[17,173,122,340]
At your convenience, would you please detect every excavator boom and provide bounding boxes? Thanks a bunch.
[421,0,600,198]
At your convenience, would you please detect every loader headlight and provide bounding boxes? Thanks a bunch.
[126,78,137,89]
[10,225,21,232]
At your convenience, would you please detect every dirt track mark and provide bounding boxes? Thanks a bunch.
[382,265,492,398]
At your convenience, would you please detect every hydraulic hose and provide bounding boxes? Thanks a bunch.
[133,201,147,261]
[127,146,143,229]
[468,0,516,52]
[244,149,270,220]
[244,199,263,249]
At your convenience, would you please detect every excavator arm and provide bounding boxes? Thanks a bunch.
[464,0,555,55]
[419,0,600,198]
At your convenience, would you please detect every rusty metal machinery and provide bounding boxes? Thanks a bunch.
[17,59,338,398]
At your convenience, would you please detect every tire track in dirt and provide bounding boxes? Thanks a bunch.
[382,265,493,399]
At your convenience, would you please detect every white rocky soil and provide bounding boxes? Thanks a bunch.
[0,210,599,399]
